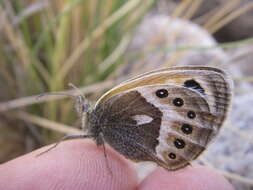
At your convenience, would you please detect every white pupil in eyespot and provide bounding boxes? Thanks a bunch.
[156,89,168,98]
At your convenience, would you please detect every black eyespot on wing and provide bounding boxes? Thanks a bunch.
[156,89,169,98]
[168,152,176,159]
[174,139,185,149]
[173,98,184,107]
[181,124,193,134]
[187,111,196,119]
[184,79,205,95]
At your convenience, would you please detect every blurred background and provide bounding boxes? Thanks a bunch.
[0,0,253,189]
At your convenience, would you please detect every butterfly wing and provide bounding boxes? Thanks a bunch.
[128,84,226,170]
[96,66,232,127]
[94,66,232,170]
[97,66,231,104]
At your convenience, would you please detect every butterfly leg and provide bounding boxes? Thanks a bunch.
[97,133,113,176]
[36,134,93,157]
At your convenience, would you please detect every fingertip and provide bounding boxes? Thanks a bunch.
[0,140,138,190]
[139,165,235,190]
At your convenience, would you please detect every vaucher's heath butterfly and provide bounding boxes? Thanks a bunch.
[40,66,233,171]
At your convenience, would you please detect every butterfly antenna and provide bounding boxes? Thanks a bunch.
[36,92,76,100]
[68,83,85,97]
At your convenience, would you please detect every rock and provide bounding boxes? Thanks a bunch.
[152,0,253,42]
[202,92,253,190]
[119,15,228,79]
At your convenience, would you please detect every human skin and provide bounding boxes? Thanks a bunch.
[0,140,234,190]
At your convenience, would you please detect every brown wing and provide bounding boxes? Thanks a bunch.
[95,66,232,170]
[96,66,232,127]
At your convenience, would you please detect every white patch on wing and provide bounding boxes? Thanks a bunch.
[132,115,153,125]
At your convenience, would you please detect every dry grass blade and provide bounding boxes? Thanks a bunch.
[225,124,253,144]
[14,1,49,25]
[0,7,30,67]
[235,76,253,83]
[0,80,115,112]
[57,0,142,82]
[11,111,82,135]
[203,0,241,30]
[172,0,193,18]
[98,34,131,73]
[194,6,220,25]
[208,1,253,34]
[181,0,203,20]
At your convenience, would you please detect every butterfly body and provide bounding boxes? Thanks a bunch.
[85,66,232,171]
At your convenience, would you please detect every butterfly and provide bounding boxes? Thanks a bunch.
[42,66,233,171]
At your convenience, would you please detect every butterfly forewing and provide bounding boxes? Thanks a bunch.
[96,66,232,109]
